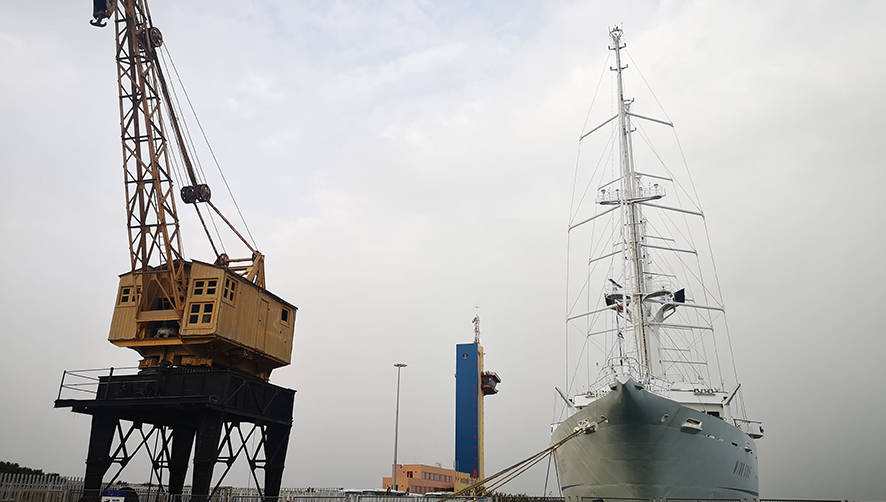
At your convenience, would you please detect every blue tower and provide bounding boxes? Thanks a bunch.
[454,315,500,480]
[455,342,480,478]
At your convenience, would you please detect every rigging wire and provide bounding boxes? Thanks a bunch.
[633,122,703,212]
[570,52,612,224]
[572,127,618,220]
[162,46,259,250]
[648,213,723,386]
[633,118,729,388]
[624,49,673,124]
[625,47,744,403]
[565,54,613,396]
[158,48,209,186]
[155,50,231,257]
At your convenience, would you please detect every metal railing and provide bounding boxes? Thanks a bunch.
[0,476,855,502]
[55,367,142,401]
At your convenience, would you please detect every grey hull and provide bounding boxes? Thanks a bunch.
[552,379,759,501]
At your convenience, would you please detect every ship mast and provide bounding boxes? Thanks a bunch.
[609,27,655,382]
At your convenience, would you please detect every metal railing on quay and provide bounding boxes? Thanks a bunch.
[56,367,142,401]
[0,477,858,502]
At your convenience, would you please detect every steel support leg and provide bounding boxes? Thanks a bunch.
[191,413,223,502]
[81,414,117,502]
[263,423,291,501]
[168,426,196,497]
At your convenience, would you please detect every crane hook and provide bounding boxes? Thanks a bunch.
[91,0,116,28]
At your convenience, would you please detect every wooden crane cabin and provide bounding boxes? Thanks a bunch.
[109,260,296,380]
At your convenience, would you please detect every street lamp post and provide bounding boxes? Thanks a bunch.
[392,362,407,492]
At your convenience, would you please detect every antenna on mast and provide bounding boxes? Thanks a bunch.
[472,306,481,344]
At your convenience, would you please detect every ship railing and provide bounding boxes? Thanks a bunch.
[732,418,763,425]
[597,358,673,394]
[597,182,666,205]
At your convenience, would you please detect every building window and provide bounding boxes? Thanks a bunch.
[281,307,290,324]
[188,303,215,325]
[223,277,237,303]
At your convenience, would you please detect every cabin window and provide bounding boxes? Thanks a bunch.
[223,277,237,303]
[281,308,290,324]
[118,286,142,305]
[202,303,214,323]
[119,287,132,304]
[187,303,215,325]
[193,279,218,296]
[707,411,721,417]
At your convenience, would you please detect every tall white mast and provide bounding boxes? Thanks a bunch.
[610,27,655,381]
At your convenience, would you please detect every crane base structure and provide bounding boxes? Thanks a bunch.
[55,367,294,502]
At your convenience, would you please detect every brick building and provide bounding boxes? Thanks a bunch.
[381,464,476,494]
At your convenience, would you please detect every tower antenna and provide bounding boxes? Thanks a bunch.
[473,307,481,344]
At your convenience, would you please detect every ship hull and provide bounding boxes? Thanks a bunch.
[552,379,759,501]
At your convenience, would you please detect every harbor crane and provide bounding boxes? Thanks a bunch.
[53,4,299,501]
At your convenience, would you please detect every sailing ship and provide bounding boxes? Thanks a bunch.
[551,27,764,502]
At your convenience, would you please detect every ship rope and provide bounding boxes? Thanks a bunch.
[437,425,591,502]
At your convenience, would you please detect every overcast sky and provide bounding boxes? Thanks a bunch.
[1,1,885,500]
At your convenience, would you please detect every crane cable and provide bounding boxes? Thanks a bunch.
[160,45,259,251]
[155,50,227,255]
[146,0,258,256]
[437,423,592,502]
